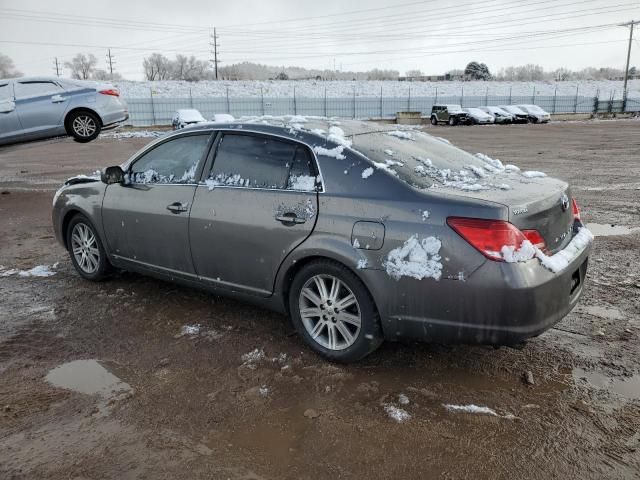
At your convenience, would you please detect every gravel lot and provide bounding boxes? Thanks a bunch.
[1,120,639,479]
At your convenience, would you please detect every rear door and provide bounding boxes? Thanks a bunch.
[14,80,69,136]
[189,131,319,296]
[102,132,213,275]
[0,82,22,142]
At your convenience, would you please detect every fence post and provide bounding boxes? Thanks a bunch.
[509,86,512,105]
[352,87,356,119]
[189,88,193,108]
[260,87,264,116]
[574,85,579,113]
[608,91,614,113]
[592,88,599,115]
[226,87,230,114]
[552,85,557,113]
[379,86,383,118]
[408,87,411,111]
[485,87,488,106]
[324,88,327,117]
[150,88,156,126]
[532,86,535,104]
[460,86,464,106]
[293,86,297,115]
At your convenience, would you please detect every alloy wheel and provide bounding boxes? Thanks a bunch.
[298,274,362,351]
[71,223,100,274]
[72,115,97,138]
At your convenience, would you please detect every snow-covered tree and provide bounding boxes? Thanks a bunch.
[92,69,123,81]
[64,53,97,80]
[143,53,172,81]
[405,69,423,77]
[464,61,492,80]
[0,53,22,78]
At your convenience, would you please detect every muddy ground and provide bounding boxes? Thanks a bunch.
[0,120,639,479]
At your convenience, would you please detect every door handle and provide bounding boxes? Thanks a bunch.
[51,95,67,103]
[275,212,306,225]
[166,202,189,213]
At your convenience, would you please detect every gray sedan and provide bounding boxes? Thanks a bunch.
[0,76,128,145]
[52,119,592,362]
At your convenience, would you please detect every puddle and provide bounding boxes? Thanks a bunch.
[573,368,640,400]
[581,305,623,320]
[585,223,638,237]
[45,359,132,398]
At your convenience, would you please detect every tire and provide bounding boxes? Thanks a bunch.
[66,214,111,281]
[531,117,539,124]
[448,116,458,126]
[67,110,102,143]
[430,116,438,125]
[289,259,383,363]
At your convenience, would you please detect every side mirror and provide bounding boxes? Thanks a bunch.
[101,166,124,185]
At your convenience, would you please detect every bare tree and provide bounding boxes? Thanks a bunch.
[405,69,423,77]
[64,53,97,80]
[0,53,22,78]
[143,53,172,80]
[92,69,123,81]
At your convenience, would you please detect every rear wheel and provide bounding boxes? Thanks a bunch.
[66,215,110,281]
[430,116,438,125]
[67,110,101,143]
[289,260,383,363]
[448,116,458,126]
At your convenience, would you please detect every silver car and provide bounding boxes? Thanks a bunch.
[0,76,128,145]
[52,119,592,362]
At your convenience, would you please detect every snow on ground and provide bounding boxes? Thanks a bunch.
[100,131,164,139]
[114,79,640,99]
[384,235,442,281]
[444,404,499,416]
[241,348,266,369]
[384,404,411,423]
[1,264,57,277]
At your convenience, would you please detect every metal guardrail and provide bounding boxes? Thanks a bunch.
[124,94,640,126]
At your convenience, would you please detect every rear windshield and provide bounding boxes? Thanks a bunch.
[351,130,493,189]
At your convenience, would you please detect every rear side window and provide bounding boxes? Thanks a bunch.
[207,133,315,190]
[0,83,12,101]
[130,134,210,184]
[14,81,64,99]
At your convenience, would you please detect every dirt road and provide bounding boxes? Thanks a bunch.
[1,121,639,479]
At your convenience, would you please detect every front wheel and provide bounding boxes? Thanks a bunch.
[289,260,383,363]
[448,116,458,126]
[66,215,111,281]
[67,111,101,143]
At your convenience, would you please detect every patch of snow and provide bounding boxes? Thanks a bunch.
[384,404,411,423]
[444,404,498,416]
[501,239,536,263]
[372,161,399,176]
[100,130,164,139]
[310,128,326,136]
[352,238,361,248]
[384,235,442,281]
[313,145,346,160]
[179,324,201,336]
[205,173,251,189]
[535,227,593,273]
[327,125,352,147]
[175,109,206,123]
[522,170,547,178]
[398,393,410,405]
[468,165,487,178]
[435,137,451,144]
[12,264,57,278]
[384,149,394,156]
[421,210,430,221]
[361,167,374,179]
[259,385,269,397]
[241,348,266,369]
[357,259,368,269]
[386,130,412,140]
[504,164,521,172]
[288,174,316,191]
[212,113,235,123]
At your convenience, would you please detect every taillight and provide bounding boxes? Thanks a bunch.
[571,198,580,221]
[447,217,525,261]
[99,88,120,97]
[522,229,547,251]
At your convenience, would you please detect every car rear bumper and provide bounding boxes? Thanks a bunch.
[371,240,591,345]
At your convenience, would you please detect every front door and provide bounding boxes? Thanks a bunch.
[102,132,213,276]
[0,82,22,143]
[189,132,319,296]
[13,80,69,137]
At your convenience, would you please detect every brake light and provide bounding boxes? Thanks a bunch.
[447,217,526,261]
[571,198,581,220]
[522,229,547,251]
[99,88,120,97]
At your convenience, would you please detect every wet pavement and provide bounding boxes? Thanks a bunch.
[1,121,639,479]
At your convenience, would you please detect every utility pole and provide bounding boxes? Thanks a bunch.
[53,57,60,77]
[210,28,220,80]
[106,48,115,75]
[620,20,637,107]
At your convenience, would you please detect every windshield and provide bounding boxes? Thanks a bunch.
[351,130,496,190]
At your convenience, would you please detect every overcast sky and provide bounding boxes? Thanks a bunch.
[1,0,638,80]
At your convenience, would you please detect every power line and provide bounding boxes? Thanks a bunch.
[53,57,60,77]
[210,27,220,80]
[106,48,115,75]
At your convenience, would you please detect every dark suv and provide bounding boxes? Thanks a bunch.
[430,104,470,126]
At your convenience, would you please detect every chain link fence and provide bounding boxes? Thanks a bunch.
[124,91,640,126]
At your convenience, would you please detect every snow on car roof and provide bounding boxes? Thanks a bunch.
[175,109,206,122]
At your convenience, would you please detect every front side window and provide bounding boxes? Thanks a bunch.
[207,133,316,190]
[14,81,63,99]
[130,134,210,184]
